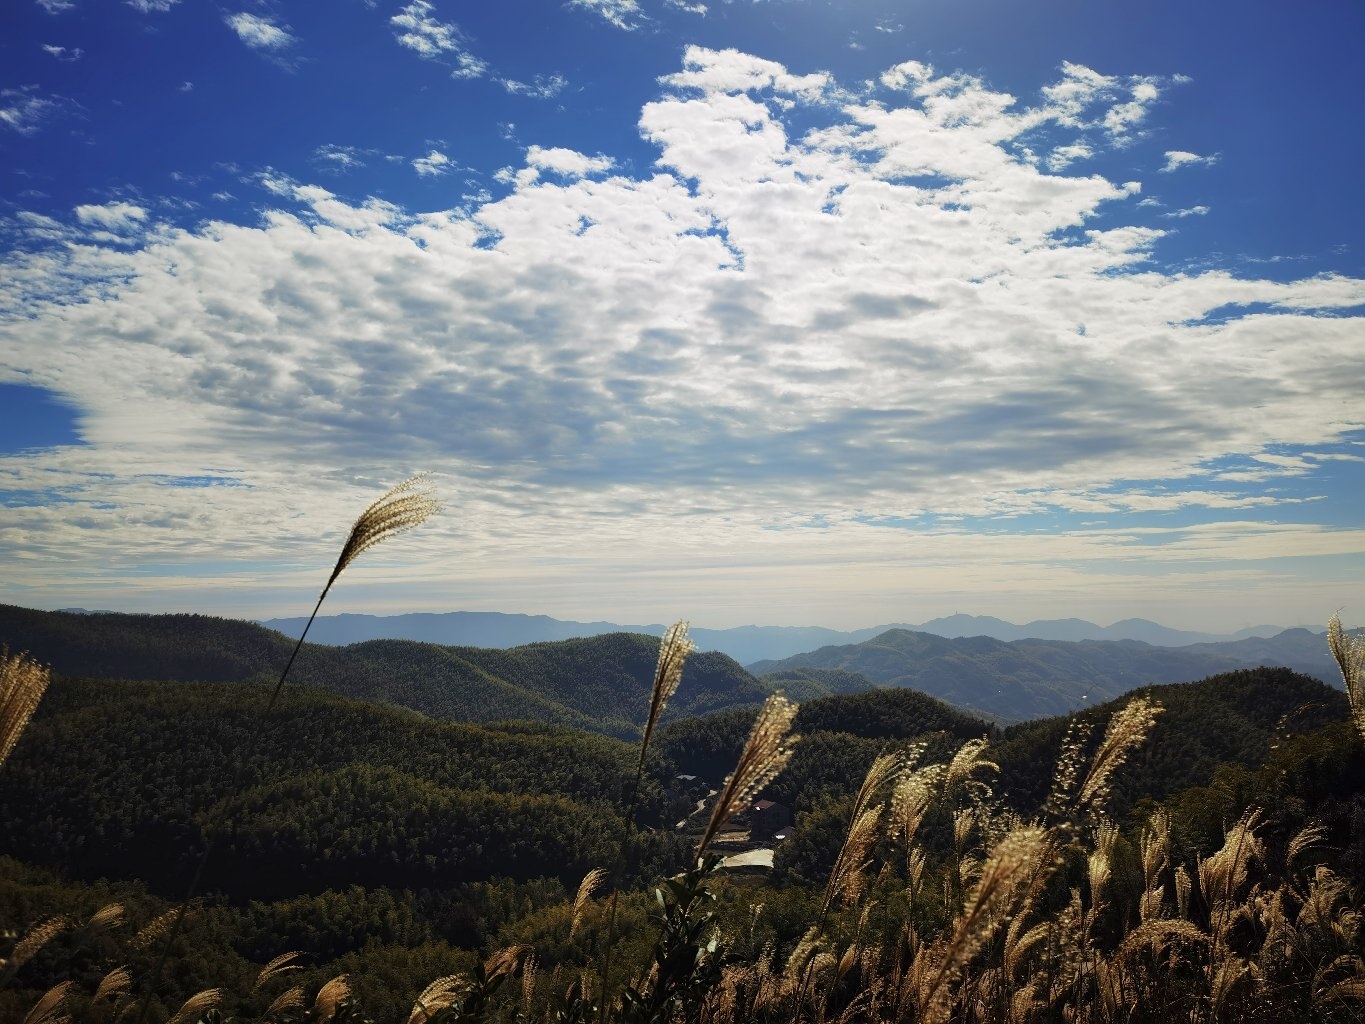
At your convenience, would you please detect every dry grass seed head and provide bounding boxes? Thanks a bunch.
[1199,808,1264,909]
[167,988,224,1024]
[822,803,884,916]
[312,975,352,1023]
[255,950,305,991]
[697,692,798,859]
[85,902,124,934]
[92,966,133,1005]
[266,985,306,1016]
[408,975,468,1023]
[0,645,51,767]
[1044,717,1095,819]
[1327,613,1365,740]
[521,954,539,1016]
[328,474,441,589]
[1077,697,1163,814]
[484,944,531,983]
[23,982,73,1024]
[944,738,998,804]
[8,916,70,973]
[639,621,694,770]
[570,866,607,940]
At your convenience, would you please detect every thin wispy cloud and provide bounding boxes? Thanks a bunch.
[501,74,568,99]
[0,86,74,135]
[225,12,296,51]
[35,0,76,13]
[390,0,488,78]
[126,0,179,11]
[1162,149,1219,172]
[567,0,644,31]
[41,44,84,61]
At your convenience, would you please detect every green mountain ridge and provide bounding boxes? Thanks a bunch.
[749,626,1339,720]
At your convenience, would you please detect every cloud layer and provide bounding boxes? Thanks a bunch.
[1,48,1362,624]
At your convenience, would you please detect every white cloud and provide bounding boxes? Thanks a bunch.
[314,144,367,171]
[501,74,568,99]
[126,0,179,11]
[41,44,83,61]
[225,12,296,51]
[1,48,1361,626]
[35,0,76,12]
[390,0,488,78]
[412,149,453,176]
[567,0,643,30]
[1162,149,1219,172]
[664,0,706,13]
[0,86,74,135]
[73,201,148,233]
[1164,205,1210,218]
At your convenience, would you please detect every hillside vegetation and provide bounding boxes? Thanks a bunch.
[750,625,1338,719]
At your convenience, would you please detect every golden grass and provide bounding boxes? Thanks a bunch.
[0,644,51,767]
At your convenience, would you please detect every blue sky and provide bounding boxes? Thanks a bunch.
[1,0,1362,632]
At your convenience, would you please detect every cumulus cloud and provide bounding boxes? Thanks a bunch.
[390,0,488,78]
[1,47,1361,622]
[1162,149,1218,172]
[73,201,148,231]
[412,149,453,176]
[225,12,296,50]
[1164,205,1210,218]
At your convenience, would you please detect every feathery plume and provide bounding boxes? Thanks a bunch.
[22,982,72,1024]
[312,975,352,1024]
[167,988,223,1024]
[485,944,531,984]
[1,644,51,767]
[522,954,539,1017]
[86,902,125,934]
[8,916,70,973]
[327,474,442,590]
[1044,717,1096,820]
[265,986,306,1016]
[822,803,885,917]
[943,738,998,804]
[696,692,799,859]
[255,950,305,991]
[1077,697,1163,815]
[92,966,133,1005]
[639,621,694,775]
[267,475,440,713]
[571,867,607,939]
[1327,614,1365,741]
[409,976,467,1023]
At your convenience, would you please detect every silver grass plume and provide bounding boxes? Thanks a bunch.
[167,989,224,1024]
[91,966,132,1005]
[409,976,468,1023]
[0,644,51,767]
[697,692,799,859]
[255,950,305,991]
[1327,614,1365,741]
[638,621,694,777]
[1077,697,1163,815]
[268,475,440,712]
[571,867,608,939]
[22,982,72,1024]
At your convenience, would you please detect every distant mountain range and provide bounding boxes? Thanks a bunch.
[4,603,1341,726]
[257,610,1298,664]
[749,627,1340,721]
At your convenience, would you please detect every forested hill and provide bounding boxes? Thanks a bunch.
[0,603,809,739]
[748,626,1338,721]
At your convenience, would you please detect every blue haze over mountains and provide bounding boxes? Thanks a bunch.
[259,611,1297,666]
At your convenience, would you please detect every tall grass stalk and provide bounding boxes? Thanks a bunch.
[135,476,439,1024]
